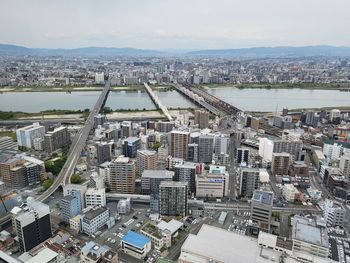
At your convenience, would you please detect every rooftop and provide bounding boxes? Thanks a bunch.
[252,190,274,206]
[142,170,174,179]
[122,231,151,248]
[157,219,183,235]
[83,207,108,221]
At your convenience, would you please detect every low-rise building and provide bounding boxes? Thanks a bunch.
[82,207,110,236]
[121,231,151,259]
[80,241,118,263]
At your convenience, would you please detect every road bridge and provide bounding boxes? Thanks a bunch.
[144,83,173,121]
[170,83,223,116]
[37,81,111,202]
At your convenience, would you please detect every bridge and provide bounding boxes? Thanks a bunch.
[143,83,173,121]
[37,80,111,202]
[170,83,224,116]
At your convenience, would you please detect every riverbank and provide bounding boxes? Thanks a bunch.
[0,85,170,93]
[202,83,350,91]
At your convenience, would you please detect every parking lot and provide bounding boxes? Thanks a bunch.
[208,210,251,235]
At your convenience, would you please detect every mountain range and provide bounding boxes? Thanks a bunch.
[1,43,350,57]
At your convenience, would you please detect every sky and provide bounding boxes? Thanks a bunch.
[1,0,350,50]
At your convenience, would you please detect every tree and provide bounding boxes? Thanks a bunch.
[42,179,53,191]
[71,173,83,184]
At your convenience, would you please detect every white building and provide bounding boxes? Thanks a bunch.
[16,122,45,149]
[323,142,342,161]
[85,188,106,208]
[339,155,350,177]
[82,207,110,236]
[117,198,131,214]
[258,138,273,162]
[121,231,151,259]
[95,72,105,83]
[282,184,299,202]
[322,199,346,227]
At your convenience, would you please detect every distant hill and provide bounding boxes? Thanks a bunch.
[185,46,350,57]
[1,43,350,57]
[0,44,164,57]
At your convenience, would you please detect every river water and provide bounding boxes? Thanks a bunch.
[0,87,349,113]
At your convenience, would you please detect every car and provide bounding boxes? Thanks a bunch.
[113,233,117,236]
[111,239,116,244]
[119,228,123,231]
[107,237,111,242]
[132,215,138,220]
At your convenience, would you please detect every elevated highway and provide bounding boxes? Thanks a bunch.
[143,83,173,121]
[37,81,111,202]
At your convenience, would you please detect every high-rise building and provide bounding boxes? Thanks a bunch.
[0,136,17,151]
[305,111,319,127]
[322,199,346,227]
[123,137,141,158]
[214,135,230,156]
[16,122,45,149]
[323,141,343,161]
[198,134,214,164]
[96,141,112,164]
[110,156,136,194]
[157,145,169,170]
[271,153,291,176]
[236,148,249,165]
[174,163,197,194]
[340,155,350,177]
[85,188,106,207]
[137,149,157,176]
[258,138,274,162]
[155,121,175,133]
[15,199,52,252]
[63,184,87,210]
[121,121,132,138]
[273,139,302,160]
[44,126,70,153]
[159,181,187,217]
[60,191,81,222]
[95,72,105,84]
[187,143,198,163]
[194,109,209,129]
[239,168,260,198]
[250,190,273,232]
[169,130,190,160]
[93,114,107,129]
[141,170,174,213]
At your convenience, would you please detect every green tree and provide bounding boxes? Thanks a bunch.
[42,179,53,191]
[71,173,83,184]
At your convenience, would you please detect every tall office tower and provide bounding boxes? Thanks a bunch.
[169,130,190,160]
[16,122,45,149]
[214,135,230,156]
[157,145,169,170]
[24,162,42,186]
[15,199,52,252]
[123,137,141,158]
[63,184,87,210]
[93,114,107,129]
[198,134,214,164]
[159,181,187,217]
[250,190,274,232]
[110,156,136,194]
[236,148,249,165]
[273,139,302,160]
[121,121,132,138]
[258,138,273,162]
[96,141,112,165]
[340,155,350,177]
[137,150,157,176]
[44,126,70,153]
[194,109,209,129]
[141,170,174,213]
[95,72,105,83]
[187,143,199,163]
[155,121,175,133]
[85,188,106,207]
[271,153,291,176]
[174,163,197,194]
[0,136,17,151]
[60,191,81,222]
[329,109,341,124]
[305,111,319,127]
[239,168,260,198]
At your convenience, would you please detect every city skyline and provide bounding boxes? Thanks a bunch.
[1,0,350,49]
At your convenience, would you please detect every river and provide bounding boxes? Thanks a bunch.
[0,87,349,113]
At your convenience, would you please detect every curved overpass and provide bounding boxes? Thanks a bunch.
[37,81,111,202]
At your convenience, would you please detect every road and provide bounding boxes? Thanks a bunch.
[37,80,111,202]
[144,83,173,121]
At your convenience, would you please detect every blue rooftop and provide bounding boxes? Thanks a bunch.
[122,231,150,248]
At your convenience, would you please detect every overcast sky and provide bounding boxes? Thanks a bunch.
[1,0,349,49]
